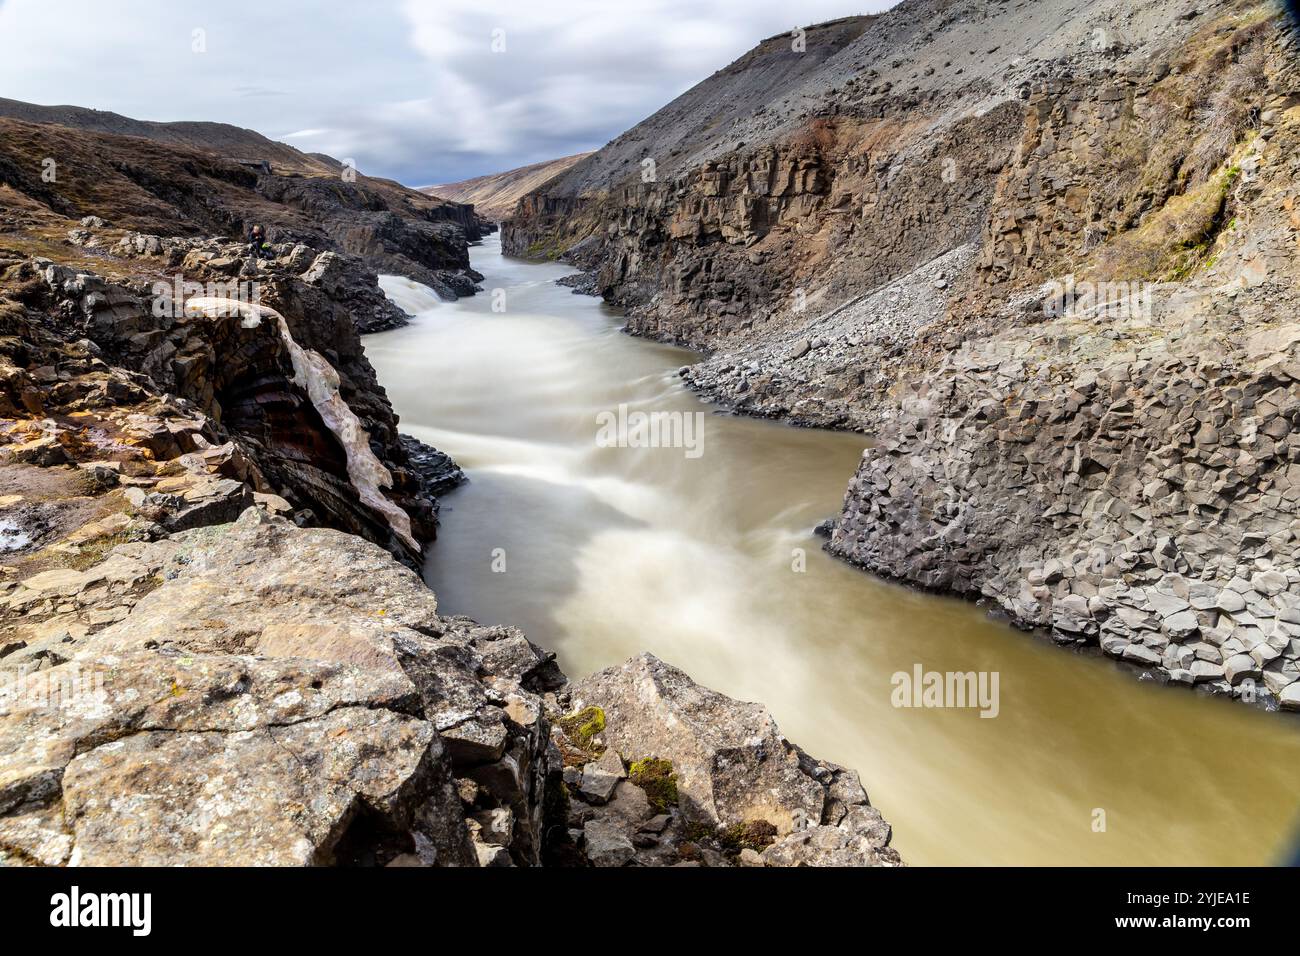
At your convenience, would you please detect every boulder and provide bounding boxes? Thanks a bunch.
[571,653,900,865]
[0,513,557,867]
[572,654,823,832]
[583,818,636,867]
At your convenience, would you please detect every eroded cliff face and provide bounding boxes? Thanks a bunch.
[0,232,451,565]
[503,0,1300,708]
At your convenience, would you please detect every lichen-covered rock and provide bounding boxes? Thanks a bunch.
[0,510,558,867]
[572,654,823,833]
[565,653,901,867]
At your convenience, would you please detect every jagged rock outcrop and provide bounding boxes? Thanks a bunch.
[503,0,1300,707]
[830,276,1300,708]
[552,654,901,867]
[0,509,901,867]
[0,233,459,566]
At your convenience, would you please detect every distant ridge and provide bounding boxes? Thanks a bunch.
[422,152,593,221]
[0,96,338,174]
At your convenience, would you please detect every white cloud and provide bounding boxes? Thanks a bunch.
[0,0,891,184]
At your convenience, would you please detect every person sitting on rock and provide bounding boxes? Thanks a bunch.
[247,223,266,256]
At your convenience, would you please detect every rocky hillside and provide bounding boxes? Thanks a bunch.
[0,104,487,299]
[0,97,339,175]
[505,0,1300,709]
[423,153,593,222]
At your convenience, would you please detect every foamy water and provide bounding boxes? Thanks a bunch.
[0,518,31,553]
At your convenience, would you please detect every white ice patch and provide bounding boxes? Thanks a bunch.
[184,297,418,551]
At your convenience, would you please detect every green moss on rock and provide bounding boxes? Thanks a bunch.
[627,757,679,813]
[556,705,606,751]
[719,819,778,854]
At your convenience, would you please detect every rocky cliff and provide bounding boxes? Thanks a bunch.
[0,106,901,866]
[0,239,452,565]
[504,0,1300,710]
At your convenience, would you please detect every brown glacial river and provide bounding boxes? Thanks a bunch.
[368,235,1300,866]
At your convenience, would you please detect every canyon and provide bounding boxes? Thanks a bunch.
[1,0,1298,871]
[504,0,1300,710]
[0,97,899,865]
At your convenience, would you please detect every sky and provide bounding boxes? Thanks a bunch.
[0,0,891,186]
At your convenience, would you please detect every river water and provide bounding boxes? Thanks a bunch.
[368,235,1300,866]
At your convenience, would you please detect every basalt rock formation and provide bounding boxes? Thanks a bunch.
[504,0,1300,709]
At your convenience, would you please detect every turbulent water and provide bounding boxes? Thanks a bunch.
[369,235,1300,866]
[0,519,30,553]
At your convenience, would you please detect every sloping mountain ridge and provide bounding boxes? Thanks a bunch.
[0,96,338,175]
[423,152,593,221]
[0,101,488,298]
[505,0,1300,710]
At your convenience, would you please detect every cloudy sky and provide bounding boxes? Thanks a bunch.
[0,0,891,186]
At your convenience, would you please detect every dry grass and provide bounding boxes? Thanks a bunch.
[1059,1,1278,281]
[1086,162,1239,281]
